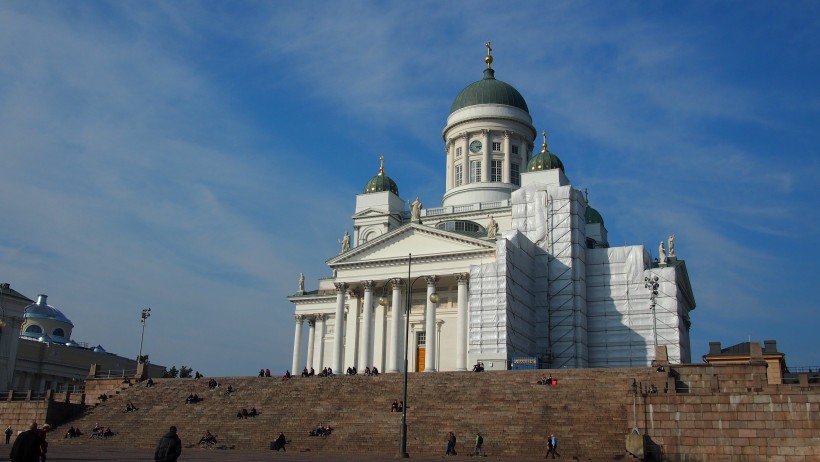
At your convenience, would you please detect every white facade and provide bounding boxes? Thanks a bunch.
[288,53,696,373]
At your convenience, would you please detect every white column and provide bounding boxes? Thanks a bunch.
[332,283,348,372]
[424,275,439,372]
[291,314,305,373]
[462,133,470,185]
[455,273,470,371]
[481,129,490,182]
[346,289,361,369]
[445,141,454,190]
[503,131,511,183]
[315,314,326,370]
[388,278,404,373]
[359,281,375,368]
[374,287,387,372]
[436,320,444,371]
[409,324,417,373]
[306,317,316,370]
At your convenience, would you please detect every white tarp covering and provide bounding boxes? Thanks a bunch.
[585,245,689,366]
[464,182,693,369]
[468,263,507,354]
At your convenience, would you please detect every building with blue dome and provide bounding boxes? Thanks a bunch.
[0,286,165,392]
[288,43,695,374]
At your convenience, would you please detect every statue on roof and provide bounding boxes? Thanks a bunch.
[339,231,350,253]
[668,234,676,258]
[298,273,305,293]
[487,216,498,239]
[659,241,667,265]
[409,197,422,222]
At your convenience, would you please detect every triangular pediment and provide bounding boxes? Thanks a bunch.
[329,223,495,268]
[352,207,393,219]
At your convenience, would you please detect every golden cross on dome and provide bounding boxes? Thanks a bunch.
[485,41,493,69]
[542,131,548,151]
[379,155,385,174]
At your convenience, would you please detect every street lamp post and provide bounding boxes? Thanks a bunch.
[644,276,659,349]
[138,308,151,363]
[398,253,438,458]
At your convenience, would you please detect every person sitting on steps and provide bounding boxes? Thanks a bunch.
[271,432,288,451]
[198,430,217,447]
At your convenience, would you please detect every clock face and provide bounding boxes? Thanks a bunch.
[469,140,482,153]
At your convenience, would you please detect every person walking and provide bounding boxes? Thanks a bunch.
[546,433,560,459]
[445,431,457,456]
[473,432,483,457]
[154,426,181,462]
[10,423,40,462]
[5,425,12,444]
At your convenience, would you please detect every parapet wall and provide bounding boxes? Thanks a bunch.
[642,364,819,461]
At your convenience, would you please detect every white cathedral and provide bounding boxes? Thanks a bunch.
[288,44,695,374]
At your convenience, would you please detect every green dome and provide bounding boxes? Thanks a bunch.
[363,158,399,195]
[450,68,529,114]
[526,132,564,173]
[585,206,604,226]
[584,190,604,226]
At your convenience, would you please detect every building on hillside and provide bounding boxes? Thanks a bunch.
[703,340,786,385]
[0,284,165,392]
[288,44,696,374]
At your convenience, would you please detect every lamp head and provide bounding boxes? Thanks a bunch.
[428,293,440,304]
[378,296,389,307]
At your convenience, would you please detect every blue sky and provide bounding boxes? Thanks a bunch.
[0,2,817,376]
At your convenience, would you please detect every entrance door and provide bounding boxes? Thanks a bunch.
[416,348,425,372]
[416,331,426,372]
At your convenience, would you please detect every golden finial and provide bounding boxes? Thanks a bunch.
[379,155,385,175]
[541,131,548,152]
[485,41,493,69]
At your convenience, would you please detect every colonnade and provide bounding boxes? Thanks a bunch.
[291,273,470,374]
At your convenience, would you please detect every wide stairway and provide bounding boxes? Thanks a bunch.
[52,368,661,459]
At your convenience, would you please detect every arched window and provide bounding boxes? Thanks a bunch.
[52,328,65,337]
[362,230,378,243]
[435,220,484,234]
[26,325,43,334]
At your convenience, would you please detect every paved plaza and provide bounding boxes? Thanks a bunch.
[39,445,562,461]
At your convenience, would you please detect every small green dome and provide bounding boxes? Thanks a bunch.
[526,132,564,173]
[585,206,604,226]
[450,68,529,114]
[584,190,604,226]
[363,157,399,195]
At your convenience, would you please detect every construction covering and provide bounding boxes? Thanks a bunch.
[586,246,688,366]
[467,181,693,369]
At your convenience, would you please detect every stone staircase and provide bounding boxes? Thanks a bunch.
[50,368,663,459]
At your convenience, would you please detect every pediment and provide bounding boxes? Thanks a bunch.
[329,223,495,268]
[352,207,392,219]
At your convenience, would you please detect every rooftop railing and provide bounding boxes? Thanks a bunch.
[423,199,511,217]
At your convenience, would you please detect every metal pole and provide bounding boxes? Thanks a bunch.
[631,379,639,434]
[138,308,151,363]
[398,253,411,458]
[652,300,658,349]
